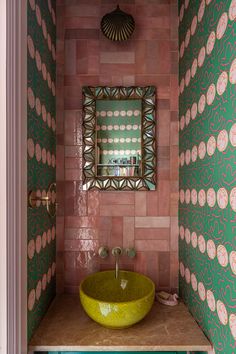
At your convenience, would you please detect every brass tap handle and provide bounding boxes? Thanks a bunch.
[125,247,136,258]
[98,246,109,259]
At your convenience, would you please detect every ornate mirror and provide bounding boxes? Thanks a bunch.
[82,86,156,190]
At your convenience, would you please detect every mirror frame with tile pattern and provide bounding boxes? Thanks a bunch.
[82,86,156,190]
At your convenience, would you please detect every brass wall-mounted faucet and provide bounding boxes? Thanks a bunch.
[98,246,136,279]
[112,247,122,279]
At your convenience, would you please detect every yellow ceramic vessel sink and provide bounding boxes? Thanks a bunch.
[79,270,155,329]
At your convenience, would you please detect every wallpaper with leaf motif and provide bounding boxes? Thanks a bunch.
[179,0,236,353]
[27,0,56,342]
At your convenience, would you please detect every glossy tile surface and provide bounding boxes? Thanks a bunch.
[56,0,179,294]
[29,294,211,352]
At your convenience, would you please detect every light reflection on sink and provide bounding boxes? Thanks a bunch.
[79,270,155,329]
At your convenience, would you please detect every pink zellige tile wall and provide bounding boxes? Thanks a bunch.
[56,0,179,294]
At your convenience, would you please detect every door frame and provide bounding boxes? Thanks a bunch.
[6,0,27,353]
[0,0,7,352]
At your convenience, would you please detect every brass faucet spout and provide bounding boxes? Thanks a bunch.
[112,247,122,279]
[115,255,119,279]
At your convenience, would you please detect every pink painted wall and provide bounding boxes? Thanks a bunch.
[56,0,179,294]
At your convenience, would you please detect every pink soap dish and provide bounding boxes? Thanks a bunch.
[156,291,179,306]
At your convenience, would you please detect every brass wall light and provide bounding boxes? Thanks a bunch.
[28,182,57,218]
[101,5,135,41]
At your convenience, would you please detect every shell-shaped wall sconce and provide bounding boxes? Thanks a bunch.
[101,5,135,41]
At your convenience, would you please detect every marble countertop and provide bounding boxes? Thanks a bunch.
[29,294,211,352]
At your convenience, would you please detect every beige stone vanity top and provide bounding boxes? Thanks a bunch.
[29,294,211,352]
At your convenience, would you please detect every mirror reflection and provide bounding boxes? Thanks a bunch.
[96,99,142,177]
[82,86,156,191]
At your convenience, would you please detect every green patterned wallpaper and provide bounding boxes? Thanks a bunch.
[179,0,236,353]
[27,0,56,342]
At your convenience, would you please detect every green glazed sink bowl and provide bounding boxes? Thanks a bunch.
[79,270,155,329]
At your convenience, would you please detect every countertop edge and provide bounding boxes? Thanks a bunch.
[29,344,213,352]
